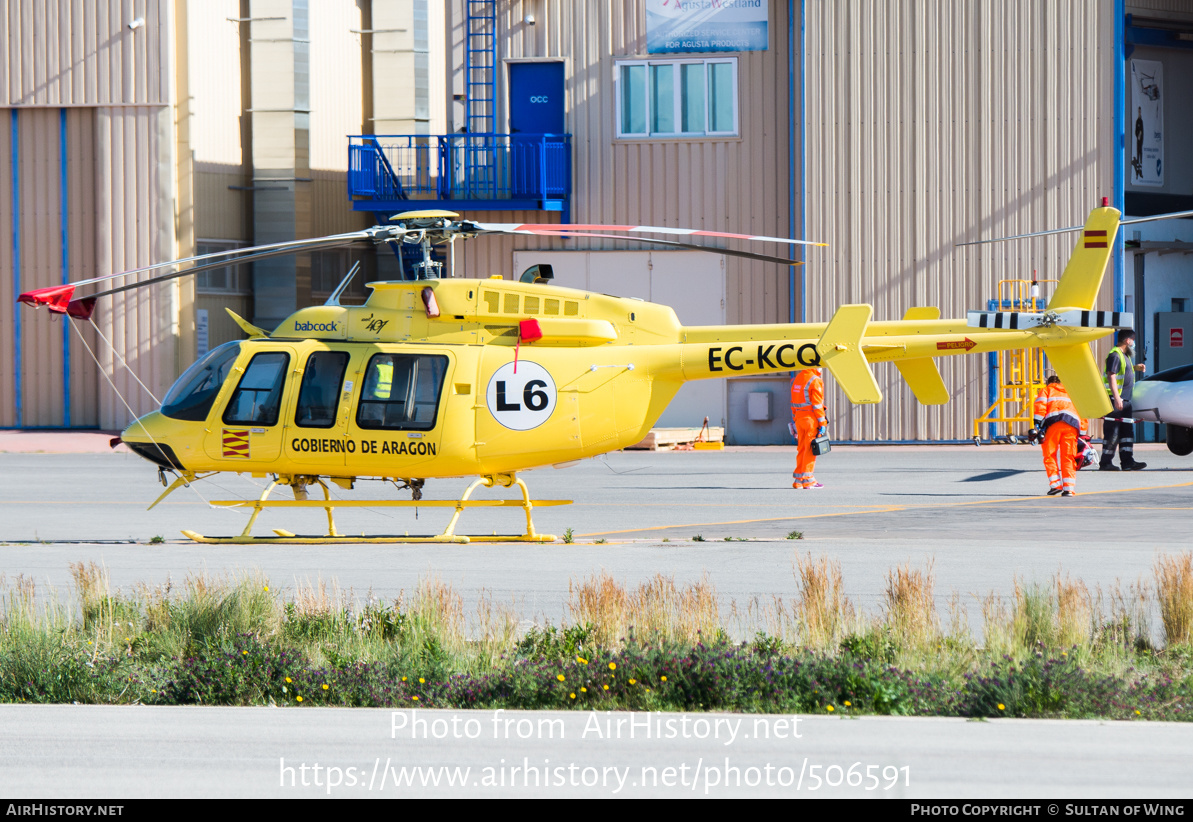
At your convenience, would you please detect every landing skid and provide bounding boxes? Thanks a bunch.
[182,474,568,544]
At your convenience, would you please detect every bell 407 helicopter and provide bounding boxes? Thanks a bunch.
[18,205,1132,544]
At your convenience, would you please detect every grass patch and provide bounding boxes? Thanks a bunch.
[2,557,1192,718]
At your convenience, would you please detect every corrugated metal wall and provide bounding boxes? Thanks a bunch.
[309,0,370,238]
[93,106,178,428]
[448,0,797,331]
[1,0,170,106]
[805,0,1115,441]
[0,0,178,431]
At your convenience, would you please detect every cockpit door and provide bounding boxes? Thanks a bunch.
[203,344,296,464]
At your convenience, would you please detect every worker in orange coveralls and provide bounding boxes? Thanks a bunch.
[791,367,828,489]
[1032,375,1088,498]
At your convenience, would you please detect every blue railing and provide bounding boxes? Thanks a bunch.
[348,134,571,210]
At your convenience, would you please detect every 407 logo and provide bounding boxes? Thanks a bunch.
[361,313,390,334]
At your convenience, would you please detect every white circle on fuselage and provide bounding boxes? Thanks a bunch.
[485,361,557,431]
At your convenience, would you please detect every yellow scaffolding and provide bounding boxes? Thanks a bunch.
[971,278,1055,442]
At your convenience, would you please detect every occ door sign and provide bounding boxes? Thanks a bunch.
[486,361,557,430]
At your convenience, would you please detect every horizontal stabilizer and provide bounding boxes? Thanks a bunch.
[816,304,882,404]
[1046,343,1113,418]
[968,310,1132,330]
[894,358,950,405]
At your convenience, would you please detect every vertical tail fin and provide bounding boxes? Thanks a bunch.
[1047,206,1121,312]
[1047,342,1113,418]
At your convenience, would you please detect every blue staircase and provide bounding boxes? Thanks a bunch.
[347,0,570,221]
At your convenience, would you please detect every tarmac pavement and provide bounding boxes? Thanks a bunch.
[2,437,1192,798]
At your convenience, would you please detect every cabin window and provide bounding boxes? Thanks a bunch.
[294,351,350,428]
[222,352,290,426]
[161,341,242,422]
[356,354,448,431]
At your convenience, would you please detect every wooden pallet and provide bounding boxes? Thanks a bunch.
[628,426,726,451]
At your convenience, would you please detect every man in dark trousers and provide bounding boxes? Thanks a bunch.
[1100,329,1147,471]
[1135,107,1145,179]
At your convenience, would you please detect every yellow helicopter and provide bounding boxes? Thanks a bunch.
[18,205,1130,544]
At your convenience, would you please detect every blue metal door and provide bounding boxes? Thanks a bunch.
[508,62,565,198]
[508,61,564,134]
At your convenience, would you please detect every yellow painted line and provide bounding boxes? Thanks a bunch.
[579,506,907,537]
[579,480,1193,537]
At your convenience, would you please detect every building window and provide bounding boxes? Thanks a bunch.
[195,240,251,294]
[616,58,737,138]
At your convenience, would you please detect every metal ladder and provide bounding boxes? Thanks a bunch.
[464,0,497,196]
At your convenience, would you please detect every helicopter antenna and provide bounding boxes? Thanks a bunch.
[325,260,362,306]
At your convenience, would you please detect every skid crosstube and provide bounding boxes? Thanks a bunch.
[182,473,568,544]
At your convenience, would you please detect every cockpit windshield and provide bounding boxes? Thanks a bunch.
[160,341,242,421]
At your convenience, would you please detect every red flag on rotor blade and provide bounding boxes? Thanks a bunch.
[17,285,76,314]
[67,298,97,320]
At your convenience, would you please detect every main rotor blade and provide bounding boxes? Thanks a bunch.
[1120,208,1193,225]
[480,226,803,266]
[956,207,1193,247]
[67,229,381,289]
[83,235,375,300]
[955,224,1085,246]
[474,222,827,247]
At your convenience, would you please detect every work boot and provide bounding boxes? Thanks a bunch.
[1062,490,1076,497]
[1099,462,1120,471]
[1122,461,1147,471]
[1047,487,1063,496]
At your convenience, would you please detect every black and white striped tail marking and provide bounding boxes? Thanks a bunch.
[966,311,1133,330]
[1068,310,1133,329]
[968,311,1035,329]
